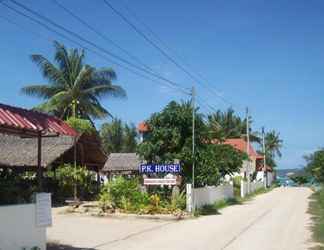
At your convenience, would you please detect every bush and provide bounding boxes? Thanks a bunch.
[99,177,149,213]
[233,176,242,197]
[46,164,98,202]
[0,169,37,205]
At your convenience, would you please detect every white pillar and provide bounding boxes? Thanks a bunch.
[186,183,193,213]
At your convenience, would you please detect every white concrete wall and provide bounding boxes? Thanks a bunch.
[241,180,264,198]
[0,204,46,250]
[193,184,234,208]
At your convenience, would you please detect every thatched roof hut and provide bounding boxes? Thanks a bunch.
[102,153,141,174]
[0,133,107,171]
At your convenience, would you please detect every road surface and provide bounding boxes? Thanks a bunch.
[48,187,313,250]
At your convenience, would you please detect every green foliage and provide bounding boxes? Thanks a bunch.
[0,169,37,205]
[99,177,149,212]
[98,177,186,214]
[308,188,324,247]
[66,117,96,134]
[100,118,138,153]
[207,108,260,143]
[137,101,246,187]
[195,198,240,216]
[290,175,309,185]
[305,149,324,183]
[233,176,242,197]
[21,41,126,120]
[48,164,97,201]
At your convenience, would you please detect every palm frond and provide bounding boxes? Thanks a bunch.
[30,54,66,85]
[83,84,126,99]
[21,84,61,99]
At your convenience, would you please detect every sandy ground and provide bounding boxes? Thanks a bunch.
[48,187,313,250]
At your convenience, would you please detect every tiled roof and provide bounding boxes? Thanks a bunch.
[223,138,258,158]
[0,103,77,137]
[137,122,149,132]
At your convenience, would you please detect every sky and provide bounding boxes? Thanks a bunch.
[1,0,324,169]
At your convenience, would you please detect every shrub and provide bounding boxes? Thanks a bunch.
[99,177,149,212]
[47,164,97,202]
[233,176,242,197]
[170,190,186,211]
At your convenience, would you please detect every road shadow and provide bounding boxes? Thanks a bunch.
[47,242,96,250]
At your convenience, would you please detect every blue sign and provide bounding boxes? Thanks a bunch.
[139,164,181,173]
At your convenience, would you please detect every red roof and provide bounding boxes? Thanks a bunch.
[0,103,78,137]
[222,138,258,158]
[137,122,149,132]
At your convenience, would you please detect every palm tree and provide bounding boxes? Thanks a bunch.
[207,108,260,142]
[21,41,126,121]
[265,130,283,159]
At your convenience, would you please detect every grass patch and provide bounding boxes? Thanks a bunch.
[194,185,276,217]
[309,187,324,250]
[195,197,241,216]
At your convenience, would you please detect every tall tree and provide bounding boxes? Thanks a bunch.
[265,130,283,159]
[21,41,126,121]
[207,108,260,142]
[137,101,246,187]
[100,119,137,153]
[304,149,324,183]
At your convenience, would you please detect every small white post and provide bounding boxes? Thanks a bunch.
[186,183,193,213]
[240,180,245,198]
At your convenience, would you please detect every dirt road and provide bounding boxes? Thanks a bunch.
[48,187,313,250]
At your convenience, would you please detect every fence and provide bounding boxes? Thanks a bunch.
[191,183,234,209]
[240,180,265,198]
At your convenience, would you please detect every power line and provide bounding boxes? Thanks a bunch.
[5,0,190,94]
[1,2,189,95]
[103,0,239,109]
[51,0,153,73]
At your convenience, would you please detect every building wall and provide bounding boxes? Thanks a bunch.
[193,184,234,208]
[0,204,46,250]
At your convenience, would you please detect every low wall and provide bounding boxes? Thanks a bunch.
[0,204,46,250]
[241,180,264,198]
[193,184,234,208]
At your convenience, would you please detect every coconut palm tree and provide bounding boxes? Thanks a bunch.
[207,108,260,142]
[265,130,283,159]
[21,41,126,121]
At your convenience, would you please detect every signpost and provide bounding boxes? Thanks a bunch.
[139,163,181,173]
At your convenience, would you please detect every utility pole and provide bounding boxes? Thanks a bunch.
[245,107,251,191]
[191,86,196,211]
[246,107,250,156]
[262,127,267,188]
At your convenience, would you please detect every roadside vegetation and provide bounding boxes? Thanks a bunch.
[98,176,186,216]
[304,149,324,248]
[308,187,324,249]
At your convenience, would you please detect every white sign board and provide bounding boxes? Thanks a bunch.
[144,178,177,185]
[36,193,52,227]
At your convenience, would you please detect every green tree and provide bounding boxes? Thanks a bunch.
[265,130,283,159]
[137,101,246,187]
[305,149,324,183]
[207,108,260,142]
[100,118,137,153]
[21,41,126,121]
[264,130,283,168]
